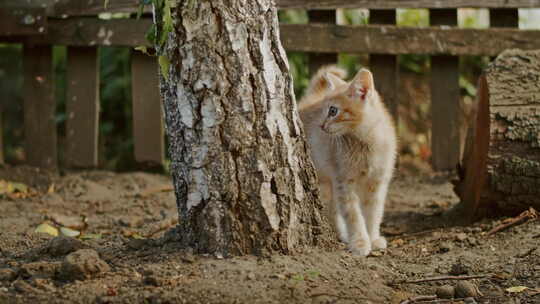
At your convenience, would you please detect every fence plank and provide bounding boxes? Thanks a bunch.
[307,10,337,76]
[23,44,57,169]
[11,18,540,56]
[430,9,460,171]
[370,9,398,120]
[38,0,540,16]
[131,52,164,168]
[65,46,99,168]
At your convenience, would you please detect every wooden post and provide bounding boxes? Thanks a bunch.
[429,9,460,171]
[370,9,398,120]
[65,46,100,168]
[131,52,164,169]
[307,10,337,76]
[23,44,57,169]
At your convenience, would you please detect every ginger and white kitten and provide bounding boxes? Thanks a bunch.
[299,66,397,256]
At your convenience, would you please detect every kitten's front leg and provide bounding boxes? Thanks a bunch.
[362,179,390,250]
[334,182,371,256]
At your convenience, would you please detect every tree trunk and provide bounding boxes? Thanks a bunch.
[155,0,326,256]
[454,49,540,220]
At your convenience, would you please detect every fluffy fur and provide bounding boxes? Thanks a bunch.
[299,65,397,256]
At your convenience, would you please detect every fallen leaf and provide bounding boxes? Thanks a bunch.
[79,233,102,240]
[47,183,55,194]
[506,286,528,293]
[35,223,58,237]
[60,227,81,237]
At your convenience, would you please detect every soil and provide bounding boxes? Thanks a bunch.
[0,166,539,304]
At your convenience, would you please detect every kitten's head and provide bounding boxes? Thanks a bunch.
[316,68,377,136]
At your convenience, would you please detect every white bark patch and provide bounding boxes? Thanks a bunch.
[187,169,209,211]
[177,85,194,128]
[201,98,218,128]
[259,182,280,230]
[225,22,248,52]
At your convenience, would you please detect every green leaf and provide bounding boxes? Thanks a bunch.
[158,55,170,80]
[79,233,102,240]
[145,24,157,46]
[134,46,148,54]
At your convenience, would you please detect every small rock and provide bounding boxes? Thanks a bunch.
[455,281,481,298]
[440,242,453,253]
[50,214,85,230]
[464,297,478,304]
[44,236,87,257]
[180,253,196,264]
[12,279,38,293]
[31,278,56,292]
[246,272,256,280]
[455,233,467,242]
[466,237,478,246]
[449,261,469,275]
[126,238,147,250]
[59,249,110,281]
[0,268,17,281]
[436,285,455,299]
[20,262,59,279]
[118,216,144,228]
[143,274,165,286]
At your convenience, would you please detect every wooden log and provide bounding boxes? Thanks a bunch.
[370,9,398,120]
[131,52,165,169]
[23,44,57,169]
[429,9,460,171]
[455,50,540,219]
[307,10,337,76]
[65,46,100,168]
[9,18,540,56]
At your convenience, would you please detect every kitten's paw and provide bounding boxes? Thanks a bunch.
[371,237,387,250]
[348,238,371,257]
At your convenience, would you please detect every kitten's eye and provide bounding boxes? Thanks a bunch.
[328,106,339,117]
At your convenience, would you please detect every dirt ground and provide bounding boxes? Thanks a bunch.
[0,165,538,304]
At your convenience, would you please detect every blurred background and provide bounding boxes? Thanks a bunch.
[1,9,539,172]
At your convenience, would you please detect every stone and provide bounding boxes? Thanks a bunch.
[455,281,481,298]
[59,249,110,281]
[45,236,88,257]
[455,233,468,242]
[0,268,17,281]
[436,285,455,299]
[20,262,60,279]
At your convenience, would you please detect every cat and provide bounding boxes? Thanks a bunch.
[298,65,397,256]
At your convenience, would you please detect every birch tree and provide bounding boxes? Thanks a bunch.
[153,0,326,256]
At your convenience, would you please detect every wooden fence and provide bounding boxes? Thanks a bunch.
[1,0,540,171]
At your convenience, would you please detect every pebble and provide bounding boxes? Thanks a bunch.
[246,272,256,280]
[449,261,469,275]
[455,281,480,298]
[59,249,110,281]
[20,262,60,279]
[455,233,468,242]
[436,285,455,299]
[45,236,88,257]
[440,242,453,253]
[0,268,17,281]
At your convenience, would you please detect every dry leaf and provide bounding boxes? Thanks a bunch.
[60,227,81,237]
[34,223,58,237]
[506,286,528,293]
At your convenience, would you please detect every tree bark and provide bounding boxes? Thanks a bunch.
[156,0,326,256]
[454,49,540,220]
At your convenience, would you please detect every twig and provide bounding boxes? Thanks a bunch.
[310,292,377,302]
[399,295,437,304]
[390,274,488,285]
[486,207,538,236]
[516,247,537,258]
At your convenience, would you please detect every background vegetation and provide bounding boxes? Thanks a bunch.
[0,9,538,171]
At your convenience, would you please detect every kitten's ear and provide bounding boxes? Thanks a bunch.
[347,68,375,101]
[306,66,347,95]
